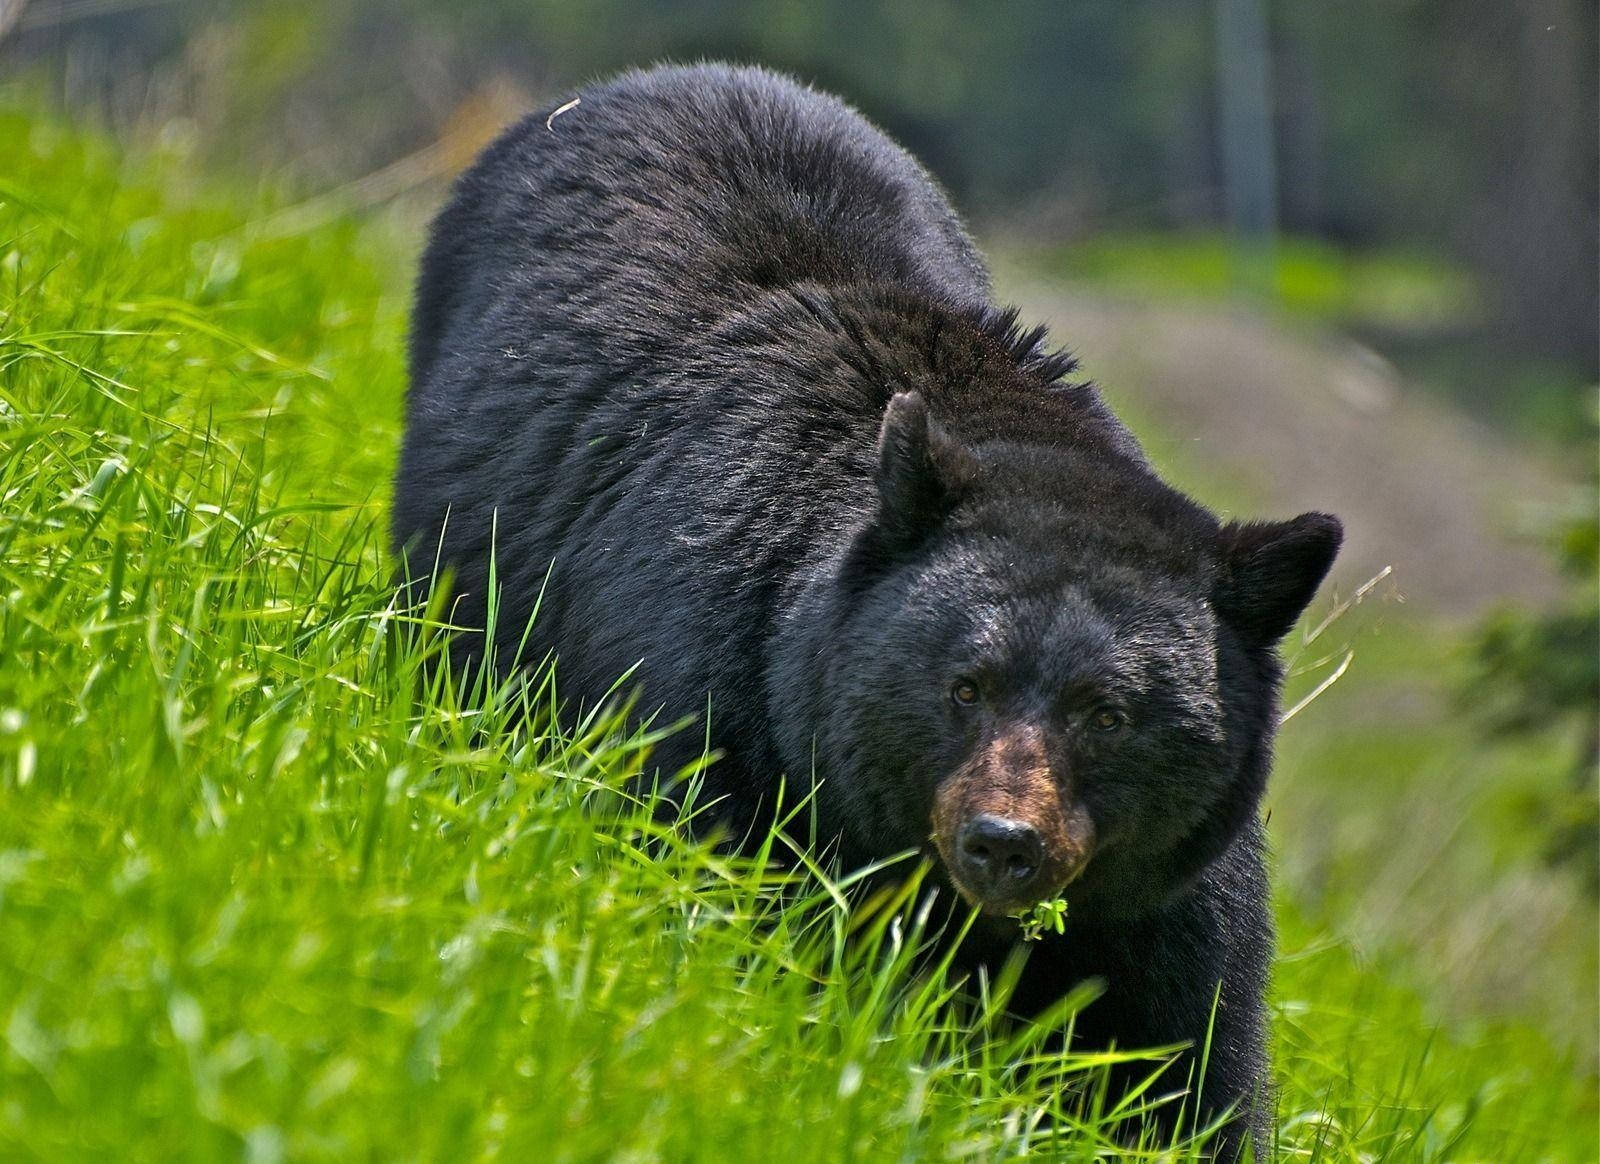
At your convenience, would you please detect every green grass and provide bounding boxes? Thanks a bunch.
[1273,610,1600,1066]
[1,110,1595,1161]
[1018,232,1478,334]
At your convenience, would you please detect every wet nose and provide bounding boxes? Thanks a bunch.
[956,814,1045,898]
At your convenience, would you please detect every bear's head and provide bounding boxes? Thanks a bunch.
[802,391,1341,921]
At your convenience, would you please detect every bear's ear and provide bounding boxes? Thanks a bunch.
[1214,512,1343,647]
[873,391,979,552]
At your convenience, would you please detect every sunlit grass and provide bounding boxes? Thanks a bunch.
[1,109,1593,1161]
[1015,232,1478,334]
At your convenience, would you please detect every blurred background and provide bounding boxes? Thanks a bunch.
[3,0,1595,1075]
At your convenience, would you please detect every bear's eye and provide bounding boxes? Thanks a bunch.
[950,678,981,707]
[1089,707,1126,733]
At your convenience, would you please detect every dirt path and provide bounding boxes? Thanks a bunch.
[1000,277,1569,618]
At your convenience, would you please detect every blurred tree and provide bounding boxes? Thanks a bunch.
[1274,0,1597,375]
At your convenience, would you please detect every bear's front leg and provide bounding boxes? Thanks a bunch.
[999,844,1273,1160]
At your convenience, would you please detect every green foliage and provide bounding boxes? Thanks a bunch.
[1462,407,1600,897]
[1015,898,1070,943]
[0,109,1594,1162]
[1273,602,1599,1063]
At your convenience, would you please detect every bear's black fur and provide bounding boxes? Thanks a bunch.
[393,63,1341,1159]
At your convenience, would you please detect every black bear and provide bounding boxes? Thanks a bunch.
[393,63,1341,1159]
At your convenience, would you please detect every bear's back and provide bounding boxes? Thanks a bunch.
[407,63,991,390]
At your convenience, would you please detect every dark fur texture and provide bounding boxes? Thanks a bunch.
[393,63,1341,1158]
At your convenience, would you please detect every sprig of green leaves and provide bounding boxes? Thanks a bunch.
[1015,897,1069,941]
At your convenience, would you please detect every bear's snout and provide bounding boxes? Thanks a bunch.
[930,725,1096,915]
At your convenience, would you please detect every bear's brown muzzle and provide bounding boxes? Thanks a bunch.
[930,723,1095,915]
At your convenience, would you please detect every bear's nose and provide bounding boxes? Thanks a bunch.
[956,814,1045,898]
